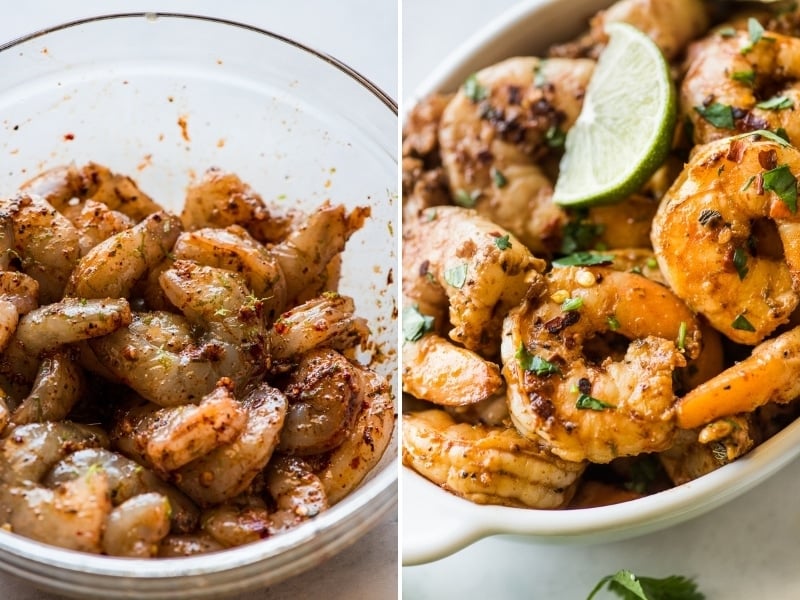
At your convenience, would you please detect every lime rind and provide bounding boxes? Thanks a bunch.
[552,22,676,208]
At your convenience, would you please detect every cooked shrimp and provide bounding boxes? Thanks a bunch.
[652,135,800,344]
[111,382,247,472]
[10,351,84,425]
[44,447,200,533]
[21,162,162,222]
[0,271,39,353]
[438,58,595,253]
[72,200,135,256]
[502,266,699,463]
[677,326,800,429]
[682,29,800,146]
[403,206,545,357]
[265,455,328,534]
[549,0,709,61]
[181,168,293,244]
[277,348,363,456]
[314,367,394,504]
[65,211,181,299]
[102,492,171,557]
[1,194,80,303]
[402,333,504,406]
[268,293,369,361]
[403,409,585,508]
[173,382,287,507]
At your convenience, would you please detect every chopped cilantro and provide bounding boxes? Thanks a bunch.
[561,296,584,312]
[733,246,749,280]
[533,61,547,88]
[732,314,756,332]
[729,128,792,147]
[762,164,798,213]
[741,17,765,54]
[730,69,755,85]
[607,315,621,331]
[624,456,660,494]
[576,393,614,411]
[453,188,480,208]
[756,95,793,110]
[552,252,614,267]
[516,345,561,376]
[587,570,705,600]
[494,234,512,250]
[694,102,734,129]
[561,211,604,253]
[402,305,434,342]
[677,321,687,351]
[775,127,790,143]
[717,26,736,38]
[545,125,566,148]
[464,74,488,102]
[740,175,755,192]
[491,167,508,188]
[443,263,468,288]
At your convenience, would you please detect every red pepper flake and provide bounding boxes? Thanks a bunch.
[63,132,74,141]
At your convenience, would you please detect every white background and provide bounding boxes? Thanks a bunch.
[402,1,800,599]
[0,2,397,599]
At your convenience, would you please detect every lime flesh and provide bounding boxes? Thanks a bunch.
[552,22,676,208]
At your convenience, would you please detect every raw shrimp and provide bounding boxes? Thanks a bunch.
[402,409,585,508]
[438,57,594,254]
[268,293,369,361]
[502,266,699,463]
[549,0,709,61]
[682,29,800,146]
[0,271,39,353]
[315,366,394,504]
[72,200,135,256]
[403,206,545,357]
[10,351,84,425]
[21,162,162,222]
[173,226,286,320]
[277,348,363,456]
[44,448,200,533]
[65,211,181,299]
[677,326,800,429]
[102,492,171,557]
[651,135,800,344]
[111,382,247,472]
[180,168,292,244]
[173,382,287,506]
[265,455,328,534]
[200,496,270,547]
[1,194,80,303]
[402,333,504,406]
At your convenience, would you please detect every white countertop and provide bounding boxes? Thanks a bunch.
[402,1,800,598]
[0,2,397,599]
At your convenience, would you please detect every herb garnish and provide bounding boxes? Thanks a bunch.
[494,234,512,250]
[516,345,561,376]
[402,305,434,342]
[677,321,687,351]
[732,314,756,332]
[454,188,480,208]
[741,17,767,55]
[464,74,488,102]
[561,296,584,312]
[545,125,566,148]
[443,263,468,288]
[733,246,749,280]
[730,69,755,85]
[694,102,734,129]
[576,393,614,411]
[552,252,614,267]
[762,164,798,213]
[587,570,705,600]
[756,95,793,110]
[607,315,621,331]
[561,211,605,253]
[491,167,508,188]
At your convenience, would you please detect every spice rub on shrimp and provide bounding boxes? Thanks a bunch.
[438,57,595,254]
[652,135,800,344]
[402,409,585,508]
[502,266,700,463]
[682,28,800,147]
[403,206,545,357]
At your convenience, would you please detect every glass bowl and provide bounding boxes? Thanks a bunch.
[0,12,397,598]
[402,0,800,565]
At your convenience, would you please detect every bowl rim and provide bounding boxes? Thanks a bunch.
[401,0,800,565]
[0,10,399,587]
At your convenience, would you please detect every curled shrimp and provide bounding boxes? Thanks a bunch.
[265,455,328,534]
[402,333,504,407]
[502,266,700,463]
[65,210,181,299]
[402,409,585,508]
[200,495,270,547]
[403,206,545,357]
[10,351,85,425]
[652,135,800,344]
[314,366,394,505]
[682,29,800,146]
[21,162,162,222]
[0,271,39,354]
[1,194,80,303]
[111,382,247,473]
[102,492,172,557]
[438,58,594,254]
[173,382,287,507]
[44,447,200,533]
[277,348,363,456]
[72,200,135,256]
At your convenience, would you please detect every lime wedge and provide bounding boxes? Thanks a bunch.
[552,22,676,208]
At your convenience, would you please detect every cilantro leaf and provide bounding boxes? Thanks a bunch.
[677,321,687,351]
[741,17,765,54]
[491,167,508,188]
[587,570,705,600]
[561,296,584,312]
[494,234,512,250]
[733,246,749,280]
[694,102,734,129]
[762,164,798,213]
[443,263,468,288]
[732,314,756,332]
[756,95,793,110]
[516,345,561,376]
[402,305,435,342]
[729,129,792,147]
[576,393,614,411]
[545,125,566,148]
[730,69,755,85]
[464,74,488,102]
[552,252,614,267]
[453,188,480,208]
[561,211,605,254]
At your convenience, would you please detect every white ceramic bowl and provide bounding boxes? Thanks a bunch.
[402,0,800,566]
[0,13,397,597]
